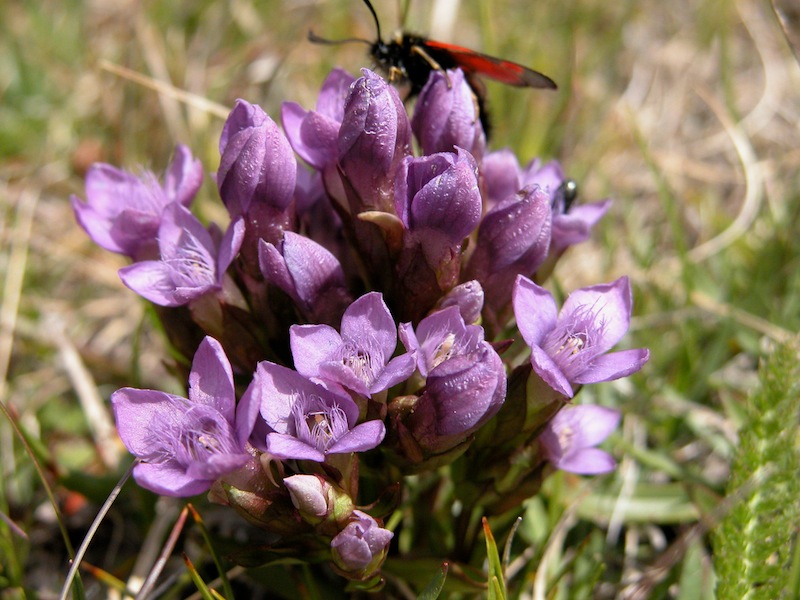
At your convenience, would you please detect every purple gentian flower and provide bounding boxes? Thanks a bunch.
[330,510,393,575]
[394,148,482,244]
[539,404,620,474]
[338,69,412,212]
[411,69,486,159]
[217,99,297,217]
[241,361,386,462]
[522,159,612,255]
[258,232,352,325]
[412,340,507,445]
[512,275,650,398]
[399,306,484,378]
[465,186,552,313]
[71,144,202,259]
[282,68,356,171]
[118,203,244,307]
[290,292,416,397]
[110,337,252,497]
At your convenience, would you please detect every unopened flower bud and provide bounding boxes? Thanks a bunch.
[338,69,412,212]
[218,99,297,217]
[465,185,552,316]
[411,69,486,159]
[330,510,393,579]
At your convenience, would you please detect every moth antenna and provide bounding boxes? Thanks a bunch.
[362,0,384,42]
[308,30,372,47]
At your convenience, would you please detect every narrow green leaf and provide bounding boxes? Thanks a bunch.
[187,503,234,600]
[183,553,218,600]
[417,562,449,600]
[483,518,506,600]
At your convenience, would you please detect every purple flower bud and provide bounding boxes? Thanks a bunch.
[240,361,386,462]
[290,292,416,397]
[282,68,355,170]
[465,186,552,314]
[110,337,252,496]
[258,232,352,325]
[71,144,202,259]
[481,148,522,207]
[284,474,333,518]
[338,69,412,212]
[118,203,244,307]
[411,69,486,159]
[284,474,356,527]
[437,280,485,324]
[539,404,621,474]
[330,510,393,576]
[395,148,482,244]
[218,99,297,217]
[512,275,650,398]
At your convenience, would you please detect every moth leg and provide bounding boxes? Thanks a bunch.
[410,44,452,88]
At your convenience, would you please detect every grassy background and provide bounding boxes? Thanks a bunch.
[1,0,799,597]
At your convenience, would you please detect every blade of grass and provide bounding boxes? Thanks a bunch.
[186,503,234,600]
[482,518,507,600]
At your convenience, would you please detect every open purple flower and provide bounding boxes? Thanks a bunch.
[330,510,393,576]
[399,306,483,378]
[118,203,244,307]
[241,361,386,462]
[408,340,507,450]
[512,275,650,398]
[290,292,416,397]
[110,337,252,497]
[71,144,202,259]
[539,404,620,474]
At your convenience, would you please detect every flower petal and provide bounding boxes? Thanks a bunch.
[512,275,558,347]
[290,324,343,379]
[266,432,326,462]
[561,277,632,353]
[133,460,211,497]
[328,419,386,454]
[557,448,617,475]
[573,348,650,384]
[187,337,235,422]
[340,292,397,358]
[530,345,574,398]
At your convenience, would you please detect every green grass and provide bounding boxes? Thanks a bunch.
[1,0,799,597]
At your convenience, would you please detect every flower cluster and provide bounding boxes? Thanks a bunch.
[73,66,648,590]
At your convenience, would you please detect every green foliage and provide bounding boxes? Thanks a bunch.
[713,339,800,599]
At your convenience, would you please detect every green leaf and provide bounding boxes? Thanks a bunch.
[483,518,506,600]
[713,339,800,599]
[417,562,449,600]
